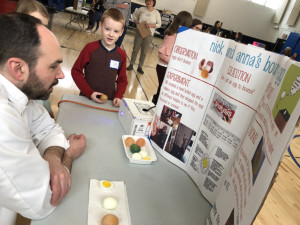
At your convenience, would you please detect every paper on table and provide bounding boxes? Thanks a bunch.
[88,179,132,225]
[137,21,151,38]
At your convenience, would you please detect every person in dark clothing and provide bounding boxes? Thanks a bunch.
[210,20,222,36]
[234,32,243,43]
[86,0,105,33]
[86,0,96,30]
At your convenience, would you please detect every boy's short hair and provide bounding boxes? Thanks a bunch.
[101,8,125,28]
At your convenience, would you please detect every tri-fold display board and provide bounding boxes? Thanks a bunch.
[150,26,300,225]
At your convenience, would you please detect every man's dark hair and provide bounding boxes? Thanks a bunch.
[0,13,41,70]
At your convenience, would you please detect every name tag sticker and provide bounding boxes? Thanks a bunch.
[110,60,120,69]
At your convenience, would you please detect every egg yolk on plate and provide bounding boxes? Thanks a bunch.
[100,180,114,190]
[103,181,111,188]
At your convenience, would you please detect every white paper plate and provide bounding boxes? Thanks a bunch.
[122,135,157,164]
[87,179,132,225]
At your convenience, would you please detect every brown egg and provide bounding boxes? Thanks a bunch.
[100,94,108,102]
[124,137,135,147]
[136,138,146,147]
[101,214,119,225]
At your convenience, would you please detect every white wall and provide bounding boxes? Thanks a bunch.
[132,0,300,43]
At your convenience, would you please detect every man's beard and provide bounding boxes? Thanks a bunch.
[21,69,58,100]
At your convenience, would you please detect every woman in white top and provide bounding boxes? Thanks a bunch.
[126,0,161,74]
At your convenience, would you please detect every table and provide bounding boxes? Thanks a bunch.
[65,6,89,31]
[31,95,211,225]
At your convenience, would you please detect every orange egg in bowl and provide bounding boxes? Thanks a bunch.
[124,137,135,147]
[136,138,146,147]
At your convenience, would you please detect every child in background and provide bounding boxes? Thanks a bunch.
[152,11,193,105]
[190,19,203,31]
[86,0,105,33]
[15,0,55,118]
[86,0,96,30]
[72,8,128,107]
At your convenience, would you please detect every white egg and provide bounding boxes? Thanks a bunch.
[102,197,118,210]
[132,153,143,160]
[100,180,114,190]
[139,150,148,158]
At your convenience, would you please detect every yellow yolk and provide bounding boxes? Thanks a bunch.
[143,156,152,160]
[103,181,111,188]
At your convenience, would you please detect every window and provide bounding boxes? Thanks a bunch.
[249,0,282,10]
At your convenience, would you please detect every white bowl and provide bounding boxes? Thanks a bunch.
[122,135,157,164]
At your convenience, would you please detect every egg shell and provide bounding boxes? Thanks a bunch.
[132,153,142,160]
[139,150,148,158]
[101,214,119,225]
[136,138,146,147]
[100,94,108,102]
[124,137,135,147]
[102,197,118,210]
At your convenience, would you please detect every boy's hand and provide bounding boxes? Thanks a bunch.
[91,92,106,104]
[113,98,121,107]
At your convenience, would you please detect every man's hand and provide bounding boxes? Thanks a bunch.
[91,92,106,104]
[113,98,121,107]
[43,146,71,206]
[49,161,71,206]
[65,133,87,161]
[44,134,86,206]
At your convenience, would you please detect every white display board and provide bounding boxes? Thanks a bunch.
[150,27,300,225]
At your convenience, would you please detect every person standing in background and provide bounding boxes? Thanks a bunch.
[224,30,234,39]
[290,52,298,61]
[280,46,292,57]
[86,0,96,30]
[152,11,192,104]
[15,0,55,118]
[210,20,222,36]
[104,0,131,47]
[190,18,203,31]
[234,32,243,43]
[86,0,105,33]
[126,0,161,74]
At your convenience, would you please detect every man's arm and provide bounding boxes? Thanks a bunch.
[43,134,86,206]
[43,146,70,206]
